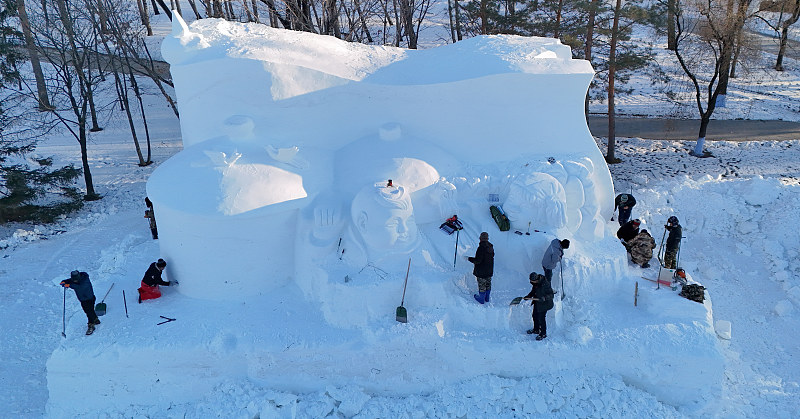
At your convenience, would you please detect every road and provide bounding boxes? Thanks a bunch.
[587,115,800,141]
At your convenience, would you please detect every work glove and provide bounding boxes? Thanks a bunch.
[165,281,171,286]
[60,281,70,288]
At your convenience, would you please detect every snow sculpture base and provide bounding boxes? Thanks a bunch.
[46,236,723,416]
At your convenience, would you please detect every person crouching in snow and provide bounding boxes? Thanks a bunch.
[467,231,494,304]
[616,219,640,251]
[138,258,172,303]
[628,229,656,268]
[61,270,101,334]
[524,272,554,341]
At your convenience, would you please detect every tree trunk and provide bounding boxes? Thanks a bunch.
[155,0,173,19]
[454,0,462,40]
[730,28,743,78]
[716,0,749,103]
[243,0,255,22]
[667,0,677,50]
[252,0,259,21]
[448,0,456,42]
[775,0,800,71]
[606,0,622,163]
[402,0,417,48]
[354,0,373,42]
[554,0,564,39]
[137,0,153,36]
[187,0,203,19]
[150,0,160,14]
[480,0,487,34]
[113,66,146,166]
[78,101,99,200]
[694,114,711,156]
[392,0,401,46]
[212,0,222,17]
[17,0,52,110]
[326,0,341,37]
[129,70,153,164]
[584,0,597,115]
[775,27,789,71]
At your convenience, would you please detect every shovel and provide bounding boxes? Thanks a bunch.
[396,258,411,323]
[95,283,115,316]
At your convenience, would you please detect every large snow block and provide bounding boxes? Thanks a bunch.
[153,204,298,300]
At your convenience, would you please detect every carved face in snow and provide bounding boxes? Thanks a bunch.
[351,184,419,253]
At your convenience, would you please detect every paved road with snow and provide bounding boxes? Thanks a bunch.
[588,116,800,141]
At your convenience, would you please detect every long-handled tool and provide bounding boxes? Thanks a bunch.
[396,258,411,323]
[123,290,129,318]
[452,229,460,270]
[95,283,115,316]
[157,315,176,325]
[560,261,565,300]
[62,287,67,338]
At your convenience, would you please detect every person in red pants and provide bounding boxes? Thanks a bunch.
[138,258,173,303]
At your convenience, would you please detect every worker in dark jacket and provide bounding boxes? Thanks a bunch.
[541,238,570,283]
[138,258,172,303]
[614,193,637,226]
[60,270,100,334]
[524,272,555,341]
[616,219,641,250]
[468,232,494,304]
[664,216,682,269]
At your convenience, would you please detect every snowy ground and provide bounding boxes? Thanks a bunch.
[5,124,799,418]
[2,6,800,419]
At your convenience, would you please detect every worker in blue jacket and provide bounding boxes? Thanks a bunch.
[60,270,100,334]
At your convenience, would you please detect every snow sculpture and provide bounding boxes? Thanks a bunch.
[147,136,308,300]
[148,13,616,301]
[350,183,419,260]
[411,178,458,225]
[503,172,568,232]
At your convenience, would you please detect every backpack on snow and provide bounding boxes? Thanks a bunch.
[439,215,464,235]
[490,205,510,232]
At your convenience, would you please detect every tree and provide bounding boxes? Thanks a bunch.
[600,0,653,163]
[25,0,113,200]
[15,0,51,110]
[775,0,800,71]
[758,0,800,70]
[90,0,156,166]
[671,0,750,157]
[667,0,678,49]
[1,0,82,223]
